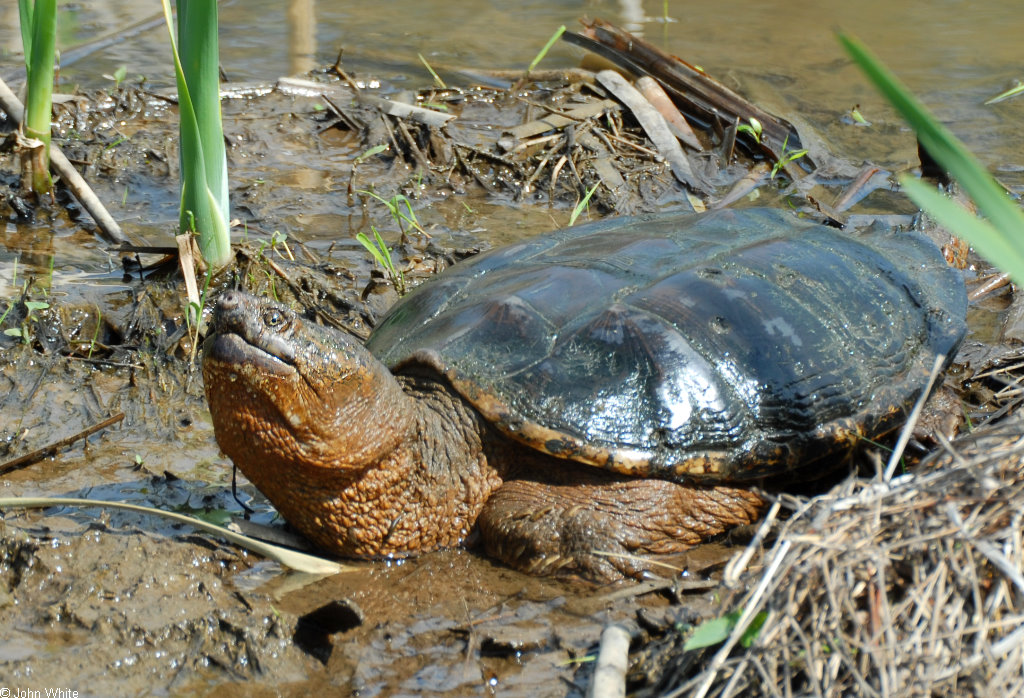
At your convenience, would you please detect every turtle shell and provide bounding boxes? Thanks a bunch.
[366,208,967,482]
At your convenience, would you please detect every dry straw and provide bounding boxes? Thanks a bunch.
[654,414,1024,697]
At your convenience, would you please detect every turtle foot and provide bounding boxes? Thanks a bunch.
[476,471,764,581]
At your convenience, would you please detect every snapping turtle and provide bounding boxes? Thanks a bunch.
[203,208,966,580]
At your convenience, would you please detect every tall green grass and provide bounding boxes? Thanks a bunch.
[161,0,232,268]
[840,34,1024,282]
[18,0,57,196]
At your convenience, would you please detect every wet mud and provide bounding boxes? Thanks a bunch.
[0,69,766,695]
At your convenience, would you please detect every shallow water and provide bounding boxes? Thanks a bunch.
[1,0,1022,279]
[2,0,1022,282]
[2,0,1019,154]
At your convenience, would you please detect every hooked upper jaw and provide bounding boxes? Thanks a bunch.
[203,291,301,377]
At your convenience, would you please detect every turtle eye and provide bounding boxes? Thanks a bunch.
[262,309,287,329]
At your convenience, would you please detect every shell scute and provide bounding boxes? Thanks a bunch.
[368,208,967,481]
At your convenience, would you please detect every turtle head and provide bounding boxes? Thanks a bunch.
[202,291,413,476]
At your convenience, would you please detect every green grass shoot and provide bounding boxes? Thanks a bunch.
[736,117,763,144]
[354,144,389,164]
[527,25,566,76]
[569,182,599,226]
[839,33,1024,284]
[160,0,232,269]
[103,65,128,89]
[357,227,406,295]
[769,134,808,180]
[3,299,48,343]
[418,53,447,89]
[18,0,57,196]
[985,81,1024,105]
[358,190,426,238]
[0,301,14,328]
[849,105,870,125]
[87,305,101,359]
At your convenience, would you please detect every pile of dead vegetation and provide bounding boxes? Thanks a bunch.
[636,412,1024,697]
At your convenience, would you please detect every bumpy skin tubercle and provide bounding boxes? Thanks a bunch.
[203,291,502,557]
[476,458,763,580]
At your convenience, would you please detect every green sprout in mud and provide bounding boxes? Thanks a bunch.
[255,230,293,261]
[357,227,406,296]
[239,231,293,306]
[104,65,128,89]
[354,144,388,165]
[569,182,600,226]
[87,305,101,359]
[683,609,768,651]
[736,117,763,144]
[359,190,427,241]
[0,301,14,329]
[185,271,213,341]
[527,25,566,76]
[3,299,49,343]
[848,104,870,125]
[35,255,55,297]
[770,134,809,180]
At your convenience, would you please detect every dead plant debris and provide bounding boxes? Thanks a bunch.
[630,413,1024,697]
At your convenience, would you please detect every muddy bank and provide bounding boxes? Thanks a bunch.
[2,51,790,694]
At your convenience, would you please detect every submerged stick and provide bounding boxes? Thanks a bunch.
[0,413,125,475]
[0,76,127,244]
[0,496,344,575]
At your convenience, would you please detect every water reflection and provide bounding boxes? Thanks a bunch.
[287,0,316,76]
[0,0,1020,185]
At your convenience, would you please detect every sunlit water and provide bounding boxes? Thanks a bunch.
[1,0,1021,275]
[1,0,1020,159]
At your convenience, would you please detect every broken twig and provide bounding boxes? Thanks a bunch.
[596,70,706,198]
[0,413,125,476]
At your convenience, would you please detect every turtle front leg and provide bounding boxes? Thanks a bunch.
[476,471,764,581]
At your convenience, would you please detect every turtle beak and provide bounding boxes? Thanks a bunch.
[204,291,298,374]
